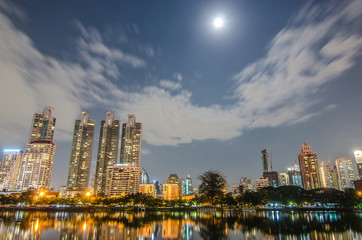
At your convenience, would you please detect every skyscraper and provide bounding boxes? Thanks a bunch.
[0,149,22,191]
[298,142,320,190]
[66,111,95,192]
[94,112,120,194]
[120,114,142,167]
[353,150,362,179]
[261,149,269,172]
[29,106,56,142]
[287,164,303,187]
[319,161,335,189]
[335,157,356,190]
[16,107,56,191]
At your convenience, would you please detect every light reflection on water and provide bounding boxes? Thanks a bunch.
[0,210,361,239]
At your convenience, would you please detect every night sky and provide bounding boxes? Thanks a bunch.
[1,0,362,189]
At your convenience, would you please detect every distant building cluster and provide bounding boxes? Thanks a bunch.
[239,142,361,194]
[0,106,361,198]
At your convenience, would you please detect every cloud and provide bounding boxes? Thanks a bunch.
[232,0,362,130]
[141,149,151,155]
[159,79,182,91]
[0,1,361,148]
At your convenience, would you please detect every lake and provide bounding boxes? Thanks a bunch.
[0,210,361,239]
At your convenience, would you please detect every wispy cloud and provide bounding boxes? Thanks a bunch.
[233,0,362,129]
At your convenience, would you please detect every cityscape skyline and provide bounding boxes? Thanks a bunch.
[1,106,361,194]
[1,1,362,189]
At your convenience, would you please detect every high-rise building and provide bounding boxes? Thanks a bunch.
[262,171,279,187]
[261,149,269,172]
[239,178,256,192]
[29,106,56,142]
[279,172,289,186]
[298,142,320,190]
[319,161,335,188]
[140,167,149,184]
[287,164,303,187]
[120,114,142,167]
[167,174,180,184]
[185,174,193,196]
[335,157,356,190]
[0,149,22,191]
[66,111,95,192]
[94,112,120,194]
[255,177,269,190]
[16,141,56,191]
[105,164,139,196]
[353,150,362,179]
[139,183,156,197]
[163,183,180,201]
[16,107,56,191]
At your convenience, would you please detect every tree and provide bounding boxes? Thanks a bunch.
[198,170,226,206]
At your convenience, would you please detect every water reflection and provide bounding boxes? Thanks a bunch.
[0,210,360,239]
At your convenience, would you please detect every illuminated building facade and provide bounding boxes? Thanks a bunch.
[185,174,193,196]
[255,177,269,190]
[29,106,56,142]
[105,164,139,196]
[163,183,180,201]
[15,107,56,191]
[120,114,142,167]
[140,167,149,184]
[279,172,289,186]
[262,171,279,187]
[94,112,120,194]
[66,111,95,192]
[139,183,156,197]
[335,157,356,190]
[354,150,362,179]
[298,142,320,190]
[16,141,56,190]
[0,149,22,191]
[287,164,303,187]
[319,161,335,188]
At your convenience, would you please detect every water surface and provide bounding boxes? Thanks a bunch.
[0,210,361,239]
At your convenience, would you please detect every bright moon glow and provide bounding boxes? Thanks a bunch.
[213,17,224,28]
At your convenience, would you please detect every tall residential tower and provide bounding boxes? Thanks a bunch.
[16,106,56,191]
[94,112,120,194]
[66,111,95,192]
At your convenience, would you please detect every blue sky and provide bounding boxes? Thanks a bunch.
[1,0,362,189]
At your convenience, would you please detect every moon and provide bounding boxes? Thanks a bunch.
[213,17,224,28]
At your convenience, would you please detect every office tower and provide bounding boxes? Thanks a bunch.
[105,164,139,196]
[279,172,289,186]
[140,167,149,184]
[16,141,56,191]
[66,112,95,193]
[139,183,156,197]
[120,114,142,167]
[0,149,22,191]
[94,112,120,194]
[153,180,162,195]
[319,161,335,188]
[163,183,180,200]
[29,106,56,142]
[354,150,362,179]
[298,142,320,190]
[287,164,303,187]
[185,174,193,195]
[335,157,356,190]
[261,149,269,172]
[239,178,256,193]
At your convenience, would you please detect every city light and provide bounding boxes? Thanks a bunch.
[86,191,91,197]
[3,149,21,152]
[39,191,45,196]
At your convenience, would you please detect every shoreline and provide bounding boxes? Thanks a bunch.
[0,206,360,213]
